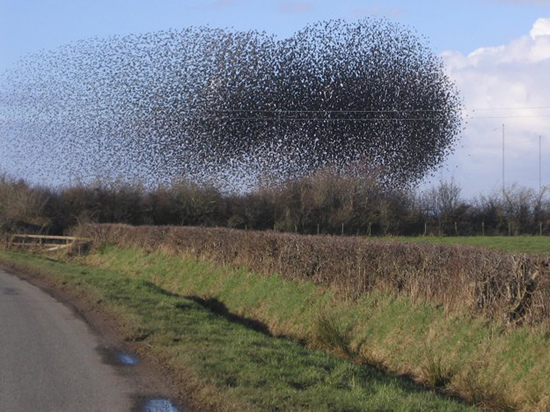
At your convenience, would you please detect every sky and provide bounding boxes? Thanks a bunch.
[1,0,550,197]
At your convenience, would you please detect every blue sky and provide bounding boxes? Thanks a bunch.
[1,0,548,67]
[1,0,550,197]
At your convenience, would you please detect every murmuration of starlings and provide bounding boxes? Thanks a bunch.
[0,18,462,190]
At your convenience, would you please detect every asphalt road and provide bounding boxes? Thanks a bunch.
[0,268,156,412]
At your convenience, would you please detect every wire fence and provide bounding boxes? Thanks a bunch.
[266,219,550,237]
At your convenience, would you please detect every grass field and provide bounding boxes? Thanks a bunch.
[388,236,550,255]
[6,242,550,409]
[4,227,550,410]
[0,249,476,412]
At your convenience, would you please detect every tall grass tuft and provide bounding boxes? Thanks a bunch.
[449,362,516,411]
[419,345,454,388]
[312,313,354,358]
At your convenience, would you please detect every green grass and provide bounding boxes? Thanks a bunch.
[387,236,550,255]
[6,242,550,410]
[0,250,475,411]
[77,247,550,409]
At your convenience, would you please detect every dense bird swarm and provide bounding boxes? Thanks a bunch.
[0,19,462,190]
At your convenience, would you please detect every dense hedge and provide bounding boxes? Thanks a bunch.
[83,223,550,327]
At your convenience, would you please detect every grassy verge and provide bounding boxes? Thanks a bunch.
[82,246,550,411]
[0,250,474,412]
[388,236,550,255]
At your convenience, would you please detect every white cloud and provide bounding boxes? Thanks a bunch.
[432,18,550,197]
[531,17,550,39]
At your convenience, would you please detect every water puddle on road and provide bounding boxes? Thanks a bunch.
[144,398,180,412]
[116,352,140,366]
[96,345,141,367]
[97,347,182,411]
[1,287,20,295]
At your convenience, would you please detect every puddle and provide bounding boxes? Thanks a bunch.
[144,399,180,412]
[1,287,20,296]
[96,345,140,367]
[116,352,140,366]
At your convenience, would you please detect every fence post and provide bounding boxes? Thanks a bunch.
[540,222,543,236]
[508,221,512,236]
[341,223,344,236]
[368,222,372,237]
[424,221,427,236]
[317,223,320,235]
[482,221,485,236]
[454,221,458,236]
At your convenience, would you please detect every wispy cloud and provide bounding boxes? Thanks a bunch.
[492,0,550,4]
[437,18,550,196]
[350,5,406,19]
[277,1,313,14]
[205,0,238,10]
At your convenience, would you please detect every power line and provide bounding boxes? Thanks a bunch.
[187,116,445,122]
[205,108,447,114]
[185,114,550,121]
[206,107,550,116]
[471,105,550,111]
[200,107,550,120]
[175,113,550,122]
[152,105,550,122]
[468,114,550,120]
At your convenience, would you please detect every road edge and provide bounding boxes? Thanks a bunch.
[0,257,203,412]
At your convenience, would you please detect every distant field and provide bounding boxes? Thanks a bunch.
[388,236,550,255]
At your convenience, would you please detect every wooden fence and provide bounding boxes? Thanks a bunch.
[8,234,91,252]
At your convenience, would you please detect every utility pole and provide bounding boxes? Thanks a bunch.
[539,135,542,193]
[539,135,543,237]
[502,124,505,199]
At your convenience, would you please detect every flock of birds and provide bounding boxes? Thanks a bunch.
[0,18,462,190]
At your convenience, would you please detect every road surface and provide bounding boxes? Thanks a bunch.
[0,268,176,412]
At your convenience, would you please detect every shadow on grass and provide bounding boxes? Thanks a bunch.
[186,296,272,336]
[140,281,272,336]
[138,281,475,409]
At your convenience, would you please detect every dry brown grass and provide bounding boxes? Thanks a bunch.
[81,223,550,327]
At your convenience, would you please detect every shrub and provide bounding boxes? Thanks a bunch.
[82,223,550,327]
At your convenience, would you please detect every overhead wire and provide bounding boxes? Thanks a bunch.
[141,104,545,122]
[172,106,550,121]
